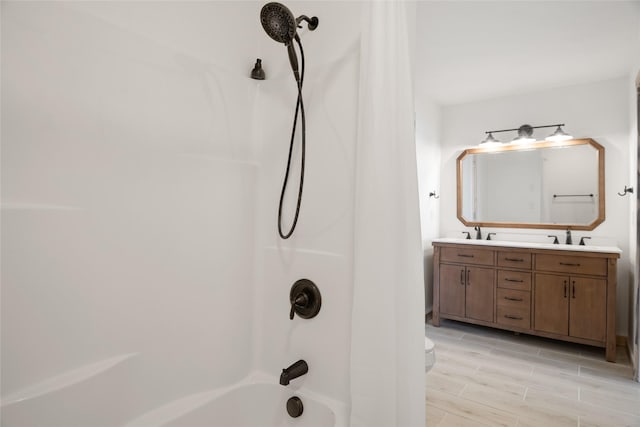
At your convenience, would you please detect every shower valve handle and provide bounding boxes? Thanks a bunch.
[289,293,310,320]
[289,279,322,320]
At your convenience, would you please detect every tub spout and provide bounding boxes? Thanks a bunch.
[280,359,308,386]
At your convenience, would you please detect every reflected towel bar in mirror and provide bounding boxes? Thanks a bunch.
[553,193,594,198]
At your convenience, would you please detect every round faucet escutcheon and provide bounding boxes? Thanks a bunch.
[287,396,304,418]
[289,279,321,320]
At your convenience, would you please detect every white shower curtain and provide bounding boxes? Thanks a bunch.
[350,2,425,427]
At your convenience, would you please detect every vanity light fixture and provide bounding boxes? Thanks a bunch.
[512,124,536,144]
[547,124,573,141]
[480,132,501,145]
[480,123,573,146]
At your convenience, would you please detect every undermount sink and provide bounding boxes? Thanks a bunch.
[432,237,621,254]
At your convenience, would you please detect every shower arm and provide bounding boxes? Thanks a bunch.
[296,15,319,31]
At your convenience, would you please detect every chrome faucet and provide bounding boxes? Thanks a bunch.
[280,360,308,386]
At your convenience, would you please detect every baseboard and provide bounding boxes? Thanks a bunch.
[616,335,627,347]
[628,341,638,381]
[425,310,432,323]
[616,335,634,364]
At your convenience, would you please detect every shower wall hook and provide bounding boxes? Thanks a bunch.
[617,185,634,196]
[428,191,439,199]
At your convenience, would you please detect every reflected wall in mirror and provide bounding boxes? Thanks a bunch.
[457,138,605,230]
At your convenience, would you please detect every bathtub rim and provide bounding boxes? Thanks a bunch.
[120,370,349,427]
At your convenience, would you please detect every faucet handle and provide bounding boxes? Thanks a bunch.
[462,231,471,239]
[289,293,309,320]
[547,235,559,244]
[579,236,591,246]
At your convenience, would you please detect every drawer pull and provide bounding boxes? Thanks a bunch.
[504,296,523,302]
[559,262,581,267]
[504,278,524,283]
[505,257,524,262]
[457,254,474,258]
[504,315,523,320]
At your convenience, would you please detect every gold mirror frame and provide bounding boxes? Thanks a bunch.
[456,138,605,230]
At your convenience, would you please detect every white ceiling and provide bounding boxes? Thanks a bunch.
[415,1,640,106]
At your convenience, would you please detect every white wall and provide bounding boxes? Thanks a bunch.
[415,97,441,314]
[629,23,640,379]
[1,3,260,424]
[439,77,632,336]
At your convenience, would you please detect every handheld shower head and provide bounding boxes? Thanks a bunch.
[260,2,297,44]
[260,2,318,83]
[260,2,319,240]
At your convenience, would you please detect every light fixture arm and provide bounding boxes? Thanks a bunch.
[484,123,565,135]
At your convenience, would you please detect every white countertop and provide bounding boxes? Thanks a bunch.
[432,237,622,254]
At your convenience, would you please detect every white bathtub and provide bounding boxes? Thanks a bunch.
[123,376,347,427]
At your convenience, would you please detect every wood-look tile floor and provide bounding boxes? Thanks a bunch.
[425,320,640,427]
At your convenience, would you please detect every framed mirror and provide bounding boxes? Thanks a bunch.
[457,138,604,230]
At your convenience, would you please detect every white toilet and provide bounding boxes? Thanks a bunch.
[425,336,436,372]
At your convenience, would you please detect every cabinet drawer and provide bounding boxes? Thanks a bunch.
[535,254,607,276]
[441,247,494,266]
[497,288,531,309]
[497,289,530,329]
[497,251,532,269]
[497,305,531,329]
[497,270,531,291]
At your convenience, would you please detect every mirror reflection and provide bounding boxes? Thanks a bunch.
[457,139,604,230]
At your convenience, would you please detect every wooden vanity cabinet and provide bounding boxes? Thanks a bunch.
[534,274,606,341]
[439,264,494,322]
[437,246,495,323]
[432,241,620,362]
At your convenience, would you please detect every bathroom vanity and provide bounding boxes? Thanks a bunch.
[432,239,621,362]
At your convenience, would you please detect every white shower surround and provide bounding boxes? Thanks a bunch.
[1,1,424,426]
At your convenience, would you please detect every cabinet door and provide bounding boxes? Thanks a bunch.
[570,277,606,342]
[534,273,569,336]
[465,266,495,322]
[439,264,466,317]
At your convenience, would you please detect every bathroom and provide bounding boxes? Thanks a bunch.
[1,1,639,427]
[419,1,640,425]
